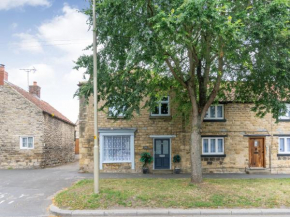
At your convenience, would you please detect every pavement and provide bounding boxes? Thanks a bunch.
[1,161,290,217]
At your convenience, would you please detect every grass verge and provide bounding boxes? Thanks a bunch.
[54,178,290,210]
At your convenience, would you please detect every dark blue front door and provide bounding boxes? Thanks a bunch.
[154,139,170,169]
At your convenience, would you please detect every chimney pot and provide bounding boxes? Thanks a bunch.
[29,81,41,98]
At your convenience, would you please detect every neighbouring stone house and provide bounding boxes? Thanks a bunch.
[79,87,290,174]
[0,64,75,169]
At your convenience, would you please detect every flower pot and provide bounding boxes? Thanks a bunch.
[174,168,181,174]
[142,168,149,174]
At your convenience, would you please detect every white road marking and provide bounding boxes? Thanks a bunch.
[19,194,26,198]
[8,201,14,204]
[0,195,4,199]
[0,200,5,204]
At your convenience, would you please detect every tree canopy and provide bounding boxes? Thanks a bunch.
[76,0,289,120]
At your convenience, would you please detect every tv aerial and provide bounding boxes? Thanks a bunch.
[20,67,37,91]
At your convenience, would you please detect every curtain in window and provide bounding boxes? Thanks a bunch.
[103,136,130,162]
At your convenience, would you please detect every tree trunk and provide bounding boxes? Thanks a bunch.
[190,117,202,183]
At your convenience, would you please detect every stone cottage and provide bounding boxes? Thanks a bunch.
[0,64,75,169]
[79,89,290,174]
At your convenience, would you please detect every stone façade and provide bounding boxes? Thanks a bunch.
[0,82,75,169]
[79,95,290,174]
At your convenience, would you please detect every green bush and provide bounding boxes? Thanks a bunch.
[173,154,181,163]
[140,152,153,168]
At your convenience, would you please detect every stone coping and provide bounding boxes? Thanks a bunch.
[50,204,290,216]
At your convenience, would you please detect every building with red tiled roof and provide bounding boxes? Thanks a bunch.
[0,64,76,169]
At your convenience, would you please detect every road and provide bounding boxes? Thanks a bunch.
[0,161,91,217]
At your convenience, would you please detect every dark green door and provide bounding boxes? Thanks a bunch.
[154,139,170,169]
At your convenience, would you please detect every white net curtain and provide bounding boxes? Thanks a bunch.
[103,136,131,162]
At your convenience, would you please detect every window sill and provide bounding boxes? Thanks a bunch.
[149,116,172,120]
[107,116,125,119]
[103,161,132,164]
[203,119,227,122]
[277,154,290,157]
[201,154,226,158]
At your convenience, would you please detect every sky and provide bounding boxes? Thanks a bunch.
[0,0,92,123]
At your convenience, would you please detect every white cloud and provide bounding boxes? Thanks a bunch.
[7,4,91,122]
[0,0,50,10]
[13,33,43,53]
[38,4,91,59]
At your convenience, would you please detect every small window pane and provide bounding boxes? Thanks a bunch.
[152,106,159,114]
[218,139,223,153]
[205,109,209,118]
[287,138,290,152]
[161,103,169,114]
[203,139,209,153]
[280,138,285,152]
[162,97,169,101]
[156,140,162,154]
[22,138,27,147]
[163,140,169,154]
[210,139,216,153]
[217,106,223,118]
[210,106,216,118]
[28,137,33,148]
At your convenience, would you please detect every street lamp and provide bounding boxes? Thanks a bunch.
[93,0,99,194]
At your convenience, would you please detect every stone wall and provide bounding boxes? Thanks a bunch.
[0,84,45,169]
[43,113,75,167]
[79,96,290,174]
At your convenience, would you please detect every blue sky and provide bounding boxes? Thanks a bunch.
[0,0,92,123]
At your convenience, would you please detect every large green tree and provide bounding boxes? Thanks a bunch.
[75,0,289,183]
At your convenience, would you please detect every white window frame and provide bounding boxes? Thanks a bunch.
[99,131,135,170]
[20,136,34,149]
[150,96,170,116]
[202,137,224,155]
[278,137,290,154]
[279,104,290,120]
[204,104,224,120]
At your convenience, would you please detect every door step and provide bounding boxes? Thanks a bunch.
[246,168,271,174]
[152,169,173,174]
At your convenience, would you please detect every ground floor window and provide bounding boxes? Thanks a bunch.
[99,129,135,170]
[279,137,290,154]
[202,137,224,155]
[20,136,34,149]
[103,136,131,162]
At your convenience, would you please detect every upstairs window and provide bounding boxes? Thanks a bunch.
[279,104,290,120]
[279,137,290,154]
[20,137,34,149]
[108,106,125,117]
[204,104,224,120]
[151,96,170,116]
[202,137,224,155]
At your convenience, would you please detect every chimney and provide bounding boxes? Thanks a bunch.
[29,81,41,98]
[0,64,8,85]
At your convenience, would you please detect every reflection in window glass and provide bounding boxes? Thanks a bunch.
[210,139,216,152]
[161,103,169,114]
[217,106,223,118]
[218,139,223,152]
[210,106,215,118]
[280,138,285,152]
[203,139,209,153]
